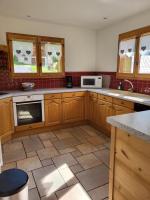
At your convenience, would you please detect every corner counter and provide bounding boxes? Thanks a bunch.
[107,111,150,200]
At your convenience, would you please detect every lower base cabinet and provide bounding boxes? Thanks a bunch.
[109,128,150,200]
[62,97,84,123]
[0,98,14,140]
[45,98,62,126]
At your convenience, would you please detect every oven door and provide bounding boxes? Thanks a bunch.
[14,101,44,126]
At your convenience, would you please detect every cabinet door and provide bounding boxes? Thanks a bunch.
[114,105,133,115]
[0,98,14,137]
[62,97,84,123]
[104,102,114,133]
[45,98,62,126]
[96,99,106,127]
[89,96,97,123]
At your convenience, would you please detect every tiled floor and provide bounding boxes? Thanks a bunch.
[2,125,110,200]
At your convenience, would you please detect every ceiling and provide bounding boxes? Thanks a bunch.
[0,0,150,29]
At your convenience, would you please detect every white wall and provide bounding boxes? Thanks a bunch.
[0,15,97,72]
[96,10,150,72]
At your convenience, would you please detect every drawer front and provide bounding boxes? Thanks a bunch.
[62,92,85,98]
[113,98,134,109]
[100,94,112,102]
[45,93,62,99]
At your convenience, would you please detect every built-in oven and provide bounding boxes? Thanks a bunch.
[13,95,44,126]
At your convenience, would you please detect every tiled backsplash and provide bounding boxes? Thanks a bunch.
[0,68,97,90]
[98,72,150,95]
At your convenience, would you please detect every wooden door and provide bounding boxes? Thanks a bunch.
[104,101,114,133]
[0,98,14,137]
[45,98,62,126]
[62,97,84,123]
[89,96,97,123]
[96,99,106,127]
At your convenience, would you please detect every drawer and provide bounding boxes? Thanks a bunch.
[100,94,112,102]
[113,98,134,109]
[89,92,97,99]
[45,93,62,99]
[62,92,85,98]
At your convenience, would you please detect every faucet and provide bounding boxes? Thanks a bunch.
[124,79,134,92]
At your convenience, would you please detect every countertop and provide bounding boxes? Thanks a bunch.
[107,111,150,142]
[1,87,150,141]
[0,87,150,106]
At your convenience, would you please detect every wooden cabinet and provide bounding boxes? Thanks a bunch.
[45,98,62,126]
[109,128,150,200]
[113,104,133,115]
[0,98,14,141]
[89,93,97,123]
[62,96,84,123]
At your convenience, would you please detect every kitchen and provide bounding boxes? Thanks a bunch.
[0,0,150,200]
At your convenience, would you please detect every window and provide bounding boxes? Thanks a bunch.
[118,38,136,74]
[117,26,150,79]
[139,34,150,74]
[7,33,65,78]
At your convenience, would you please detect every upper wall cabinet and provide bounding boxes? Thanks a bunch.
[7,33,65,78]
[117,26,150,80]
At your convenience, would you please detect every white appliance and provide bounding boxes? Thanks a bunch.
[81,76,102,88]
[13,95,45,126]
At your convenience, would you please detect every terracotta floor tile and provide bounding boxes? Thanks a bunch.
[27,171,36,190]
[23,137,43,153]
[89,184,109,200]
[42,140,53,148]
[94,149,110,167]
[27,151,37,158]
[87,136,106,146]
[41,159,54,167]
[52,153,78,168]
[38,132,56,140]
[2,162,16,171]
[33,165,66,197]
[76,143,97,154]
[3,142,26,163]
[77,153,102,170]
[53,138,80,150]
[41,194,58,200]
[37,147,59,161]
[56,183,92,200]
[58,164,79,186]
[17,156,42,172]
[79,125,99,137]
[2,125,110,200]
[54,129,74,140]
[71,150,82,158]
[70,164,84,174]
[59,147,76,155]
[29,188,40,200]
[70,127,89,142]
[76,164,109,191]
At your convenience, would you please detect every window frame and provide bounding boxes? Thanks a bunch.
[7,32,65,78]
[117,26,150,80]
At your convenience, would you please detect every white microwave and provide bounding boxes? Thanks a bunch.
[81,76,102,88]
